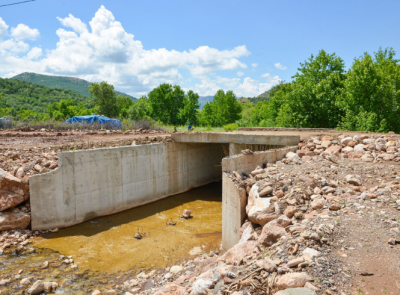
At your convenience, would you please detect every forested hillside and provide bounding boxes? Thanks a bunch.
[0,78,92,119]
[12,72,137,102]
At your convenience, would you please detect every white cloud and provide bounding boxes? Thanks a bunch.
[0,17,8,38]
[0,5,254,96]
[237,71,244,77]
[191,74,281,97]
[11,24,39,40]
[57,14,87,34]
[251,63,258,68]
[27,47,42,59]
[274,62,287,70]
[261,73,270,78]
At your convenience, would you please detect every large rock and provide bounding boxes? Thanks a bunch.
[354,144,366,153]
[286,152,301,161]
[246,185,275,226]
[361,153,374,162]
[0,210,30,231]
[258,223,286,246]
[220,240,258,264]
[0,168,29,211]
[345,175,362,186]
[26,280,44,295]
[276,273,312,290]
[341,137,353,145]
[274,288,316,295]
[324,145,341,154]
[310,198,326,210]
[155,283,186,295]
[190,279,214,295]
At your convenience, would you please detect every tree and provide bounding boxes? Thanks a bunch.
[117,95,134,118]
[198,90,242,127]
[337,48,400,132]
[128,96,150,120]
[148,84,200,125]
[274,50,345,127]
[88,81,119,118]
[180,90,200,125]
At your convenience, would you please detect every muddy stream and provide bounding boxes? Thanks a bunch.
[0,182,222,294]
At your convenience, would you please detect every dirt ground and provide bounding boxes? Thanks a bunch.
[0,129,171,149]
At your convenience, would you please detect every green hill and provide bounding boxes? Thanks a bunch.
[0,77,91,115]
[12,72,137,101]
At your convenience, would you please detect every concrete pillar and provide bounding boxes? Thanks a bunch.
[222,173,247,250]
[229,142,241,156]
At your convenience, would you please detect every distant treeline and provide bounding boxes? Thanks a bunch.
[1,47,399,132]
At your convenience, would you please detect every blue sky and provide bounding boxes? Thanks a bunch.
[0,0,399,97]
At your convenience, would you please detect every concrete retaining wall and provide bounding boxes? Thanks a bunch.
[172,133,299,146]
[221,146,298,174]
[221,146,297,250]
[238,127,334,132]
[30,142,226,230]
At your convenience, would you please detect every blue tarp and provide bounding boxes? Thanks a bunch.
[63,115,122,129]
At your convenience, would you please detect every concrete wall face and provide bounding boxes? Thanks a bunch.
[30,142,226,230]
[221,147,297,250]
[172,133,299,146]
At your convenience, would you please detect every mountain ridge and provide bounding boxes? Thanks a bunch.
[12,72,137,101]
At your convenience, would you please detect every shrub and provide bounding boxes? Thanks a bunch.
[223,123,239,131]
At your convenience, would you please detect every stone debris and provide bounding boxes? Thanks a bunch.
[182,209,192,219]
[2,132,400,294]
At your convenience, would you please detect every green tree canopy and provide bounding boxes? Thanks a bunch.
[273,50,345,128]
[88,81,119,118]
[198,90,242,127]
[337,47,400,132]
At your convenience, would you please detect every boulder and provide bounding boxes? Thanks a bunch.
[283,206,297,218]
[190,279,214,295]
[324,145,341,154]
[341,137,352,145]
[256,258,277,272]
[259,186,273,197]
[345,175,362,186]
[302,248,320,261]
[276,273,312,290]
[170,265,183,274]
[0,168,30,211]
[246,185,274,226]
[182,210,191,219]
[276,215,291,228]
[0,210,30,231]
[155,283,186,295]
[361,153,374,162]
[354,144,366,153]
[274,288,316,295]
[220,240,258,264]
[258,223,286,246]
[310,198,326,210]
[342,146,354,153]
[43,282,58,292]
[320,141,332,148]
[26,280,44,295]
[286,152,301,161]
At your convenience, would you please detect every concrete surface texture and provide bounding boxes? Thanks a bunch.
[221,146,298,174]
[222,173,246,250]
[221,146,297,249]
[171,132,299,146]
[30,142,226,230]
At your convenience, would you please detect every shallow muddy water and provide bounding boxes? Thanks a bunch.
[0,182,222,294]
